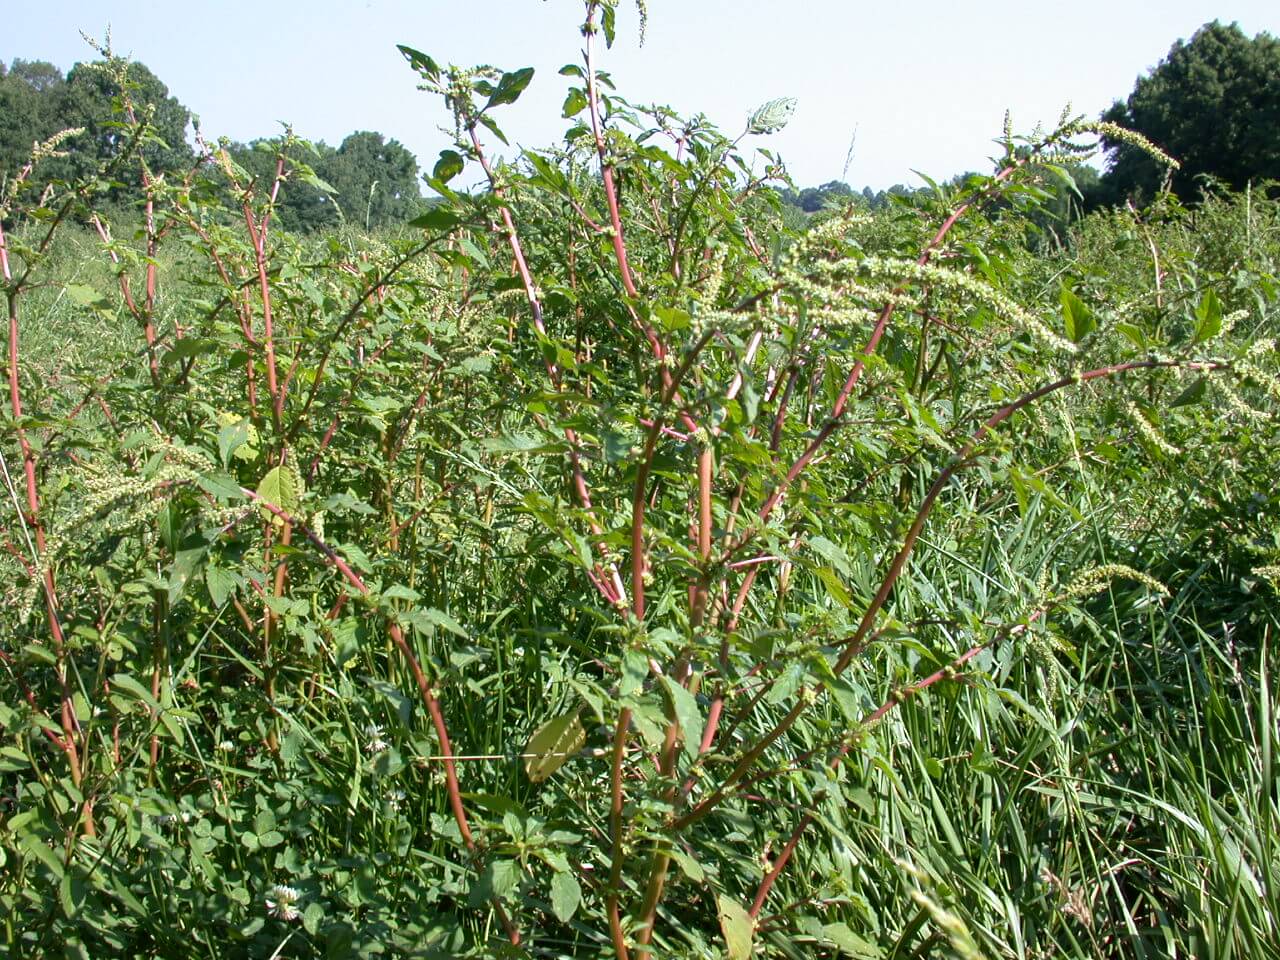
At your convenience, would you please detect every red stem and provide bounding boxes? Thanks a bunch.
[673,357,1226,832]
[242,489,520,945]
[1,218,85,807]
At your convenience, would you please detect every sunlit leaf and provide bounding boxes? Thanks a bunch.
[523,711,586,782]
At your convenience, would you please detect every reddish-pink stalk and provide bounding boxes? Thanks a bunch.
[241,160,285,430]
[754,168,1019,532]
[750,812,813,918]
[748,628,1024,916]
[605,707,633,959]
[628,329,715,617]
[467,125,626,606]
[90,216,160,386]
[243,488,520,945]
[583,5,638,300]
[1,218,85,806]
[672,357,1226,833]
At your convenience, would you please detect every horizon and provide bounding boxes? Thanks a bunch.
[4,1,1279,191]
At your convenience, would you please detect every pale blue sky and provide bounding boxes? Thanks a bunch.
[4,1,1278,190]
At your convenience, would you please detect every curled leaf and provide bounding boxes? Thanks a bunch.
[747,97,797,135]
[523,710,585,782]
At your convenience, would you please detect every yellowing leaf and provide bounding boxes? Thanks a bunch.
[523,711,585,783]
[717,894,754,960]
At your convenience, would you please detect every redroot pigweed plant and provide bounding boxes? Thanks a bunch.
[2,3,1278,957]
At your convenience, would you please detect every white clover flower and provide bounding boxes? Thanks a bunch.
[266,884,301,921]
[387,789,407,811]
[364,723,389,754]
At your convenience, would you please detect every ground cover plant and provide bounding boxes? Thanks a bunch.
[2,3,1278,957]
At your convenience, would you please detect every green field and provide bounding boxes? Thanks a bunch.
[2,8,1279,959]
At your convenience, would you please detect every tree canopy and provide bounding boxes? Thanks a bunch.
[1,56,422,230]
[1097,21,1280,204]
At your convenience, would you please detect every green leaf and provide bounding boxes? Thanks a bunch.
[808,535,853,578]
[477,858,520,901]
[168,547,206,604]
[256,464,302,523]
[194,473,241,505]
[19,832,64,879]
[1170,376,1208,407]
[524,710,586,782]
[65,283,114,316]
[408,207,463,231]
[164,338,217,364]
[423,607,468,638]
[619,650,648,697]
[110,672,159,709]
[601,4,617,46]
[476,112,510,146]
[660,675,704,760]
[1193,288,1223,343]
[486,67,534,110]
[549,870,581,923]
[562,88,588,118]
[1060,285,1096,343]
[821,922,883,957]
[398,44,440,81]
[669,847,705,882]
[217,416,258,466]
[59,869,86,919]
[717,894,754,960]
[1115,322,1148,349]
[433,150,465,184]
[302,901,324,936]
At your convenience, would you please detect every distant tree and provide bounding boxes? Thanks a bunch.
[326,131,421,229]
[1098,21,1280,205]
[8,58,64,94]
[0,59,72,184]
[227,138,341,233]
[50,60,194,188]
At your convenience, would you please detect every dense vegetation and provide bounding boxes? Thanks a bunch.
[1,5,1277,959]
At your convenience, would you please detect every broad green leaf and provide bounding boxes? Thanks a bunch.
[65,283,114,316]
[433,149,464,183]
[549,870,581,923]
[670,848,705,882]
[424,607,468,638]
[1170,376,1208,407]
[217,414,258,465]
[808,535,853,577]
[821,922,882,958]
[1060,285,1096,343]
[1115,321,1148,349]
[1193,288,1223,343]
[110,672,160,709]
[485,67,534,110]
[168,547,206,604]
[717,894,754,960]
[397,44,440,80]
[562,88,588,118]
[256,464,302,523]
[660,675,704,759]
[524,711,586,782]
[408,207,463,231]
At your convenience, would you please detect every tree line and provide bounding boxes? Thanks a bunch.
[3,20,1275,232]
[0,56,423,231]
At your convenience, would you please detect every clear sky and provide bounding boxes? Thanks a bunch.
[4,1,1278,190]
